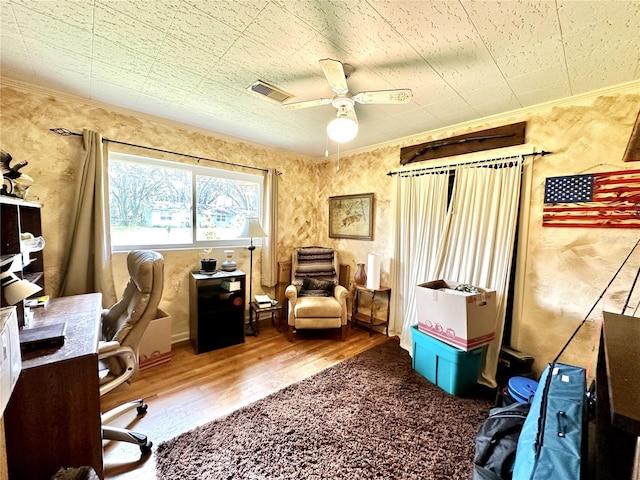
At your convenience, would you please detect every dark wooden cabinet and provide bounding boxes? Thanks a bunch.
[189,270,246,354]
[4,294,103,480]
[594,311,640,479]
[0,197,45,327]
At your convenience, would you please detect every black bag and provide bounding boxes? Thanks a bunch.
[473,402,531,480]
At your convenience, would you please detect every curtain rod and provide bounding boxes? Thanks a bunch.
[386,150,551,177]
[50,127,277,174]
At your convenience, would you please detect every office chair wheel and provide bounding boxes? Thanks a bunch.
[136,402,148,416]
[140,440,153,455]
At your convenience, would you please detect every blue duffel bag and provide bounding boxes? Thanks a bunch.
[512,362,587,480]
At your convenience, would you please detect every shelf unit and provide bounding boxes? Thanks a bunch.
[189,270,246,354]
[0,197,44,327]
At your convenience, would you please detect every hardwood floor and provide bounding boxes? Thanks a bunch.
[101,324,392,479]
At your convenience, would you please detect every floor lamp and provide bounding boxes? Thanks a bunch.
[240,217,267,336]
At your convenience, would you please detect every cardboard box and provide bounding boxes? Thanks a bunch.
[0,307,21,416]
[139,309,171,370]
[411,326,483,396]
[415,279,497,351]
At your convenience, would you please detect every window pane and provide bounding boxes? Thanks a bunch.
[107,152,264,251]
[196,175,261,241]
[109,159,192,246]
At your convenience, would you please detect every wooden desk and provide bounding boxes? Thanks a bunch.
[596,311,640,480]
[4,293,103,480]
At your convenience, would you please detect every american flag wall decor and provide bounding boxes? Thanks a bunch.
[542,169,640,228]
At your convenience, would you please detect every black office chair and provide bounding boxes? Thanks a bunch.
[99,250,164,454]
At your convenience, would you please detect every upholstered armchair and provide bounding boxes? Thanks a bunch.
[284,247,350,341]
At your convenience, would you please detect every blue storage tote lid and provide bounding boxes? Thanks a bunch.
[508,376,539,403]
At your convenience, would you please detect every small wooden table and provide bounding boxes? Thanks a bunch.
[251,301,284,333]
[352,285,391,337]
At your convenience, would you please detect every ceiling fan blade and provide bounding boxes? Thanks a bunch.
[353,89,412,105]
[319,58,349,95]
[281,98,333,110]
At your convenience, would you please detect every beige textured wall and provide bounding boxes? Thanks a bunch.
[513,92,640,374]
[0,83,321,339]
[317,146,398,285]
[2,79,639,376]
[335,85,640,376]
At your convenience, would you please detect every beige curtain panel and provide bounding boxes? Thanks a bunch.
[261,168,278,288]
[58,129,117,307]
[434,159,523,388]
[392,155,525,388]
[391,173,450,352]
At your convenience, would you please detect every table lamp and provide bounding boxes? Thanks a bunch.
[0,271,42,305]
[240,217,267,336]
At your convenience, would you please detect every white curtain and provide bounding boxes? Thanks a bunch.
[58,129,117,307]
[434,160,523,387]
[390,172,450,351]
[261,168,278,288]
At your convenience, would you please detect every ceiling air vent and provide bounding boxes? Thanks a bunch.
[247,80,293,103]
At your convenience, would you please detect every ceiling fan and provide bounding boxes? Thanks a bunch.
[282,58,413,143]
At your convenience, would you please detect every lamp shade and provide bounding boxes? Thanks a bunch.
[366,254,381,290]
[327,115,358,143]
[240,217,267,239]
[0,271,42,305]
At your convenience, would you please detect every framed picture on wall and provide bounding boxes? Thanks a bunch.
[328,193,374,240]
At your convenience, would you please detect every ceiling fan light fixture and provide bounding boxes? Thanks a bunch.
[327,112,358,143]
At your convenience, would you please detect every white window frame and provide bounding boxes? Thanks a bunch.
[108,152,264,252]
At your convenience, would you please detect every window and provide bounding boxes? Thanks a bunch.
[108,152,264,251]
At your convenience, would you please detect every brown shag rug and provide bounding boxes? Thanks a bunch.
[156,339,492,479]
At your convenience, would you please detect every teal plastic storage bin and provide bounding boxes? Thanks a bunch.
[411,325,484,395]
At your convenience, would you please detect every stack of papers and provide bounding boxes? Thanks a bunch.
[255,294,273,306]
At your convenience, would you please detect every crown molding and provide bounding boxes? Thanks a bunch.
[3,75,637,163]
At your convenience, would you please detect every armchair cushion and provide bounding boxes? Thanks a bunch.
[294,296,342,318]
[299,276,335,297]
[292,246,336,285]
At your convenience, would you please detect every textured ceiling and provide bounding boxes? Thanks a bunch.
[1,0,639,158]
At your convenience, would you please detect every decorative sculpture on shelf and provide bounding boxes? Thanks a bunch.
[1,150,33,199]
[221,250,237,271]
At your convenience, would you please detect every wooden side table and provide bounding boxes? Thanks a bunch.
[251,301,284,333]
[352,285,391,337]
